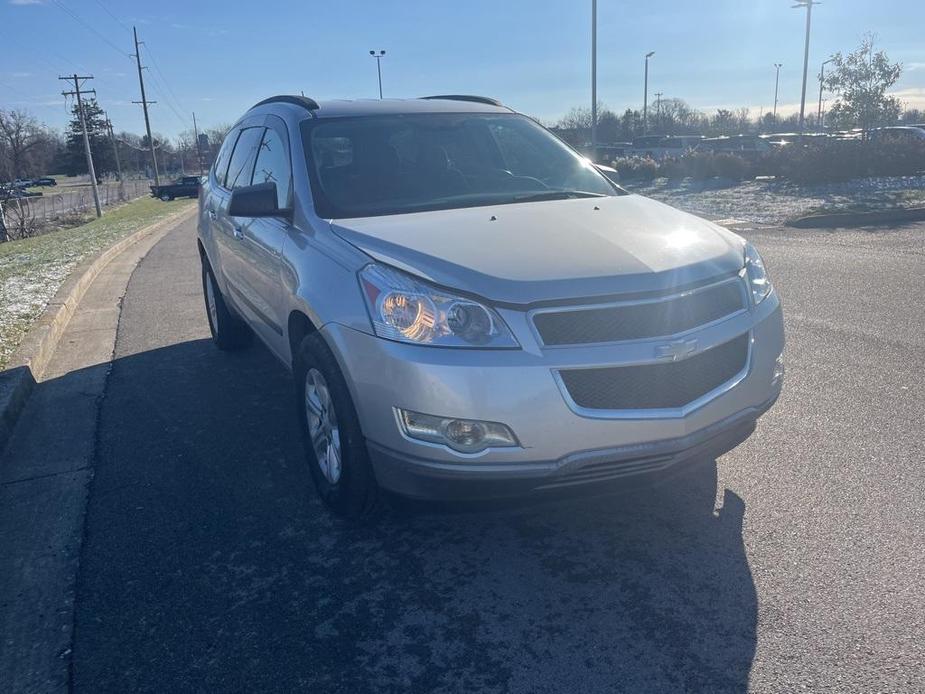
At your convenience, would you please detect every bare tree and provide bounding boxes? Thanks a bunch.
[0,109,56,181]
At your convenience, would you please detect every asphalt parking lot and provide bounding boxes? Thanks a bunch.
[7,216,925,692]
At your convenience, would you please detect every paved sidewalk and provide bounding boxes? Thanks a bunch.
[0,217,192,693]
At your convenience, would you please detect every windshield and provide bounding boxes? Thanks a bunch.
[301,112,620,218]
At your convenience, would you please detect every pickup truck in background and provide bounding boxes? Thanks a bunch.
[151,176,202,201]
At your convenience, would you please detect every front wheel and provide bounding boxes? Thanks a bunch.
[294,333,379,519]
[160,192,173,201]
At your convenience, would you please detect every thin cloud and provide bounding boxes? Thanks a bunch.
[9,0,45,5]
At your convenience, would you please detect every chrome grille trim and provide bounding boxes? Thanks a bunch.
[529,275,748,348]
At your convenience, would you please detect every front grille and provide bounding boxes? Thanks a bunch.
[533,280,745,346]
[559,333,749,410]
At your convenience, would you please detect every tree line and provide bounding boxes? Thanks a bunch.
[549,35,920,146]
[0,101,231,183]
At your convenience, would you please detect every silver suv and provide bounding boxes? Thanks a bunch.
[197,95,784,517]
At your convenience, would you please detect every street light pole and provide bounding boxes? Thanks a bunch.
[793,0,818,134]
[643,51,655,136]
[817,57,833,129]
[591,0,597,157]
[773,63,782,117]
[369,50,386,99]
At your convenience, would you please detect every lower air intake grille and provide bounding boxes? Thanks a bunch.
[559,333,749,410]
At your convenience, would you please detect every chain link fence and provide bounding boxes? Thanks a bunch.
[0,179,154,242]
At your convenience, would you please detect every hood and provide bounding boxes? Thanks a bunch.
[330,194,745,305]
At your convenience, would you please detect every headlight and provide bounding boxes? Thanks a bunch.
[359,264,519,348]
[744,242,772,305]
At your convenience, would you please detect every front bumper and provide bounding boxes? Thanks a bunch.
[321,292,783,500]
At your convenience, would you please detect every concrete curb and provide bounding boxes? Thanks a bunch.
[788,206,925,229]
[0,204,196,450]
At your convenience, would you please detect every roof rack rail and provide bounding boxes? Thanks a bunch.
[251,95,320,115]
[420,94,503,107]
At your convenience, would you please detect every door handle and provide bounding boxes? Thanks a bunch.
[207,209,216,220]
[233,225,244,240]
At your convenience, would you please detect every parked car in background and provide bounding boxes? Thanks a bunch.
[150,175,202,201]
[760,132,829,147]
[584,142,633,163]
[12,178,34,188]
[870,126,925,143]
[629,135,704,160]
[32,177,57,186]
[697,135,772,158]
[197,94,784,519]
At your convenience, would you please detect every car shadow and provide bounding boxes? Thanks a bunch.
[59,337,757,693]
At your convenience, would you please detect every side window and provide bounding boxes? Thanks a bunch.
[225,127,265,190]
[212,129,239,188]
[252,127,292,208]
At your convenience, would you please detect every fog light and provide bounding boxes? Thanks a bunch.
[397,409,518,454]
[773,352,785,384]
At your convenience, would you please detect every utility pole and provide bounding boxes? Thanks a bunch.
[643,51,655,135]
[793,0,818,135]
[192,111,204,175]
[104,116,122,182]
[817,57,833,129]
[133,26,160,187]
[591,0,597,158]
[773,63,782,117]
[59,74,102,218]
[369,50,386,99]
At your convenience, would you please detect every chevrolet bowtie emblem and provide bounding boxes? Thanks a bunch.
[655,338,698,362]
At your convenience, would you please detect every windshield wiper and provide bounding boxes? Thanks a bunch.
[512,190,606,203]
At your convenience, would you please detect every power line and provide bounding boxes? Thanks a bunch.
[92,0,132,34]
[0,24,94,82]
[143,65,189,129]
[51,0,133,62]
[141,42,192,129]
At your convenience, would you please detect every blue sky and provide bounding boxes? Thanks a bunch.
[2,0,924,138]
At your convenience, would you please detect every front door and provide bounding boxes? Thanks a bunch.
[229,117,294,356]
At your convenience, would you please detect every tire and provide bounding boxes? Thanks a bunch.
[201,259,251,351]
[160,193,173,201]
[294,333,380,519]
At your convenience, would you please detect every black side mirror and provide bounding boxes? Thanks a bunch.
[228,182,288,218]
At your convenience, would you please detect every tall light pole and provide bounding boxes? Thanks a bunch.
[369,50,386,99]
[773,63,783,117]
[817,57,833,129]
[591,0,597,156]
[643,51,655,136]
[793,0,818,134]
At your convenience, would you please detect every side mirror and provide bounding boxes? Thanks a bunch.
[228,182,288,218]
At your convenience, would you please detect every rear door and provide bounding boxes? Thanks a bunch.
[211,122,265,313]
[232,115,294,354]
[201,127,237,282]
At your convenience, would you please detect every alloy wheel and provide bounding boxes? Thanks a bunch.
[304,368,342,484]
